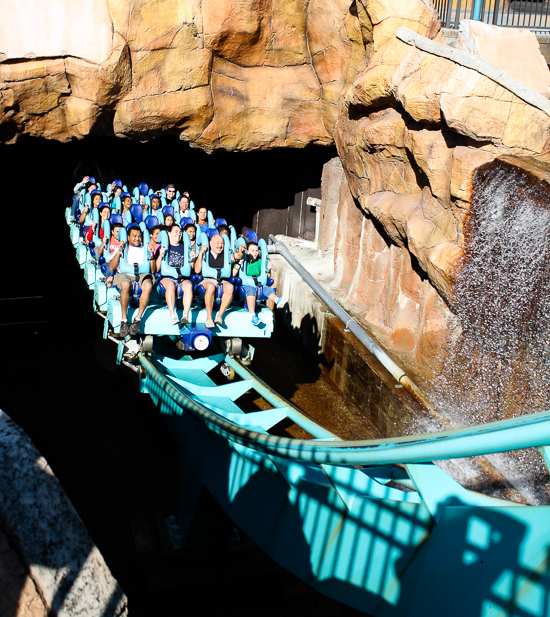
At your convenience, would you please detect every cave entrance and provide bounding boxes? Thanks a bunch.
[3,135,333,241]
[1,135,335,301]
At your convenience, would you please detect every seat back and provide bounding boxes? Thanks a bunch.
[144,215,160,229]
[243,228,259,244]
[130,204,143,224]
[158,230,191,279]
[198,232,232,280]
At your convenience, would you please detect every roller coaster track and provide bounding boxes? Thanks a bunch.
[138,347,550,617]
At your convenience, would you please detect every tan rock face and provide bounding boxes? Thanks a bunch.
[456,20,550,98]
[0,0,363,147]
[336,1,550,310]
[325,0,550,402]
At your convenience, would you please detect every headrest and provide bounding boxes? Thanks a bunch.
[98,202,110,212]
[109,213,123,226]
[214,218,227,228]
[138,182,149,196]
[113,179,123,188]
[150,193,161,201]
[144,215,160,229]
[206,227,218,240]
[90,189,101,197]
[243,229,258,244]
[162,206,175,217]
[180,217,194,227]
[88,176,96,185]
[130,204,143,224]
[126,223,141,235]
[120,191,131,199]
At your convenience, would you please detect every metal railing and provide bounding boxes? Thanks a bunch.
[435,0,550,31]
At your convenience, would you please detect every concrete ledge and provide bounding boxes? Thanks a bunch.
[398,26,550,116]
[0,410,127,617]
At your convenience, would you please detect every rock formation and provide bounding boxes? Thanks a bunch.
[0,0,364,148]
[329,0,550,405]
[0,410,127,616]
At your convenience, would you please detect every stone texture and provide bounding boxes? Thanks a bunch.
[0,0,113,64]
[0,410,127,617]
[336,0,550,316]
[0,0,364,147]
[0,527,48,617]
[456,20,550,98]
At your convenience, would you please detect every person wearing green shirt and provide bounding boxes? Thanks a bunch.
[238,242,287,325]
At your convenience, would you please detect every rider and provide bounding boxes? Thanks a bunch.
[109,225,154,337]
[156,224,194,325]
[195,234,237,328]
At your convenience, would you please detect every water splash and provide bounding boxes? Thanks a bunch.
[430,160,550,503]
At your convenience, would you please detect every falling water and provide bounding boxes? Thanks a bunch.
[431,160,550,503]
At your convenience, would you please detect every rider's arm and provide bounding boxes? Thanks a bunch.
[79,205,89,225]
[109,241,125,272]
[194,246,208,274]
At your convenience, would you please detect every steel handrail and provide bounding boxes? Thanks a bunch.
[267,236,434,411]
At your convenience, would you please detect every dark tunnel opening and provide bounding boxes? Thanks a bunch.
[1,136,335,297]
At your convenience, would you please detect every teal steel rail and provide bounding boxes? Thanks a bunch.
[139,350,550,616]
[139,352,550,466]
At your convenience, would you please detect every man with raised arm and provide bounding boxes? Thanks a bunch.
[109,225,155,337]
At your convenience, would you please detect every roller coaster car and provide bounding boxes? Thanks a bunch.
[104,228,274,344]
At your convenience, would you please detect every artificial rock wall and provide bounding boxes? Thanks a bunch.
[329,1,550,398]
[0,0,364,149]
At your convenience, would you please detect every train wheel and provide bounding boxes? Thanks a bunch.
[220,362,236,381]
[141,335,154,355]
[225,337,242,357]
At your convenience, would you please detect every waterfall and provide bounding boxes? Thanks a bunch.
[431,160,550,503]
